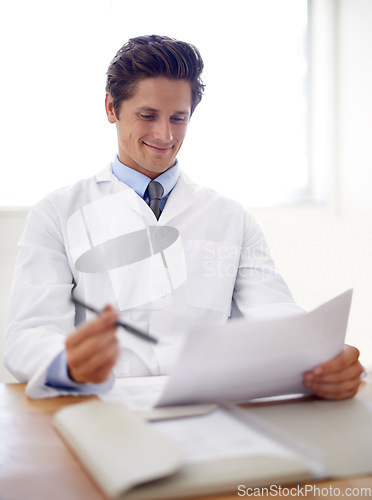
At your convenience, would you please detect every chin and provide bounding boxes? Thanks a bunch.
[145,161,175,174]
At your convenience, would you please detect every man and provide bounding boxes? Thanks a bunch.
[4,35,363,399]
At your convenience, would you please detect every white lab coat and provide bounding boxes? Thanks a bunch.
[4,165,299,398]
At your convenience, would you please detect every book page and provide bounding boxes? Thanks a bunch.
[150,407,298,463]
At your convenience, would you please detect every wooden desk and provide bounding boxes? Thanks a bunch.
[1,381,372,500]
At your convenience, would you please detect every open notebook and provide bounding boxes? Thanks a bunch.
[53,396,372,499]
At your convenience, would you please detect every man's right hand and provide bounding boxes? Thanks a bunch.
[65,305,119,384]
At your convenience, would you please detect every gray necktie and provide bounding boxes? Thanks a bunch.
[147,180,164,220]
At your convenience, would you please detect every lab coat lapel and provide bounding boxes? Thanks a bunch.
[95,165,157,222]
[160,172,196,225]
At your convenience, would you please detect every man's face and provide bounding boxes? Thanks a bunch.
[105,77,192,179]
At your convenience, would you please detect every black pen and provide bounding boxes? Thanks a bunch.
[71,296,158,344]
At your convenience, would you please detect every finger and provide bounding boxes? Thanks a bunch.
[304,345,360,379]
[321,345,360,372]
[87,340,120,383]
[304,360,364,386]
[72,344,119,384]
[306,374,362,400]
[66,308,118,349]
[67,327,118,369]
[68,319,118,356]
[314,387,360,401]
[68,336,119,384]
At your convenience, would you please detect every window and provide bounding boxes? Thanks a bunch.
[0,0,309,207]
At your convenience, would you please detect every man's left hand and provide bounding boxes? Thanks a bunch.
[303,345,364,400]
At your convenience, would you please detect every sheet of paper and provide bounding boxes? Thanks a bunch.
[150,407,298,463]
[100,290,352,410]
[155,289,353,407]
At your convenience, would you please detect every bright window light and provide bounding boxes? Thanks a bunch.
[0,0,308,207]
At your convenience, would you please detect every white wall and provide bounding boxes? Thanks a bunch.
[338,0,372,214]
[0,210,28,382]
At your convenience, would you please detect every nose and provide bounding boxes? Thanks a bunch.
[152,118,173,143]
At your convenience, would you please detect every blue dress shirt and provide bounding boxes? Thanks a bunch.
[112,154,179,211]
[46,156,180,392]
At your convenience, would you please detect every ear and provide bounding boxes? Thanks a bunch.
[105,93,117,123]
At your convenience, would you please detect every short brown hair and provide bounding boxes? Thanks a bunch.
[106,35,205,118]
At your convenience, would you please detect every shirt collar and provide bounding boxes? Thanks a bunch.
[111,154,179,199]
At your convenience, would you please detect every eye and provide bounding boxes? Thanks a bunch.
[171,116,187,123]
[140,114,155,120]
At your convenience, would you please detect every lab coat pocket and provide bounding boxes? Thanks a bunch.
[184,239,240,317]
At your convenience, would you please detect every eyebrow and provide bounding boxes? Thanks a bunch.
[136,107,190,116]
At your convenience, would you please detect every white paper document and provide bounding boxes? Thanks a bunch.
[101,290,352,410]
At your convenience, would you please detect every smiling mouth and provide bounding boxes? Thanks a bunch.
[143,142,173,154]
